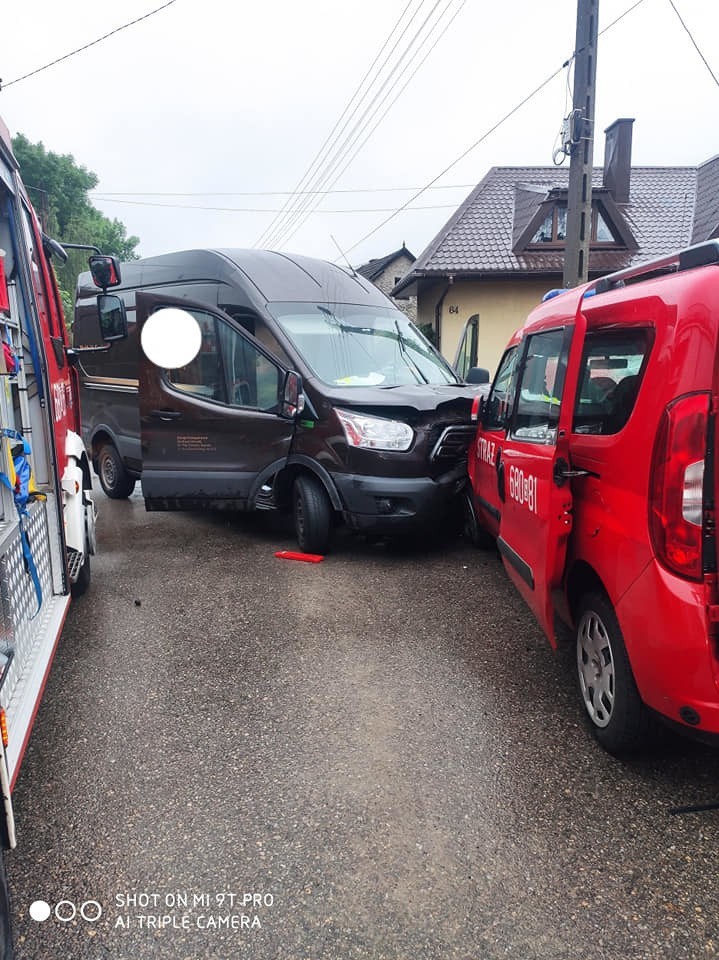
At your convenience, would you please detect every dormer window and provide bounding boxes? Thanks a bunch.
[529,203,616,246]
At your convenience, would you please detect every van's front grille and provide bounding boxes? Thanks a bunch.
[430,425,476,463]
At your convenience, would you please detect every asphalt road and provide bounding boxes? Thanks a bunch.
[5,488,719,960]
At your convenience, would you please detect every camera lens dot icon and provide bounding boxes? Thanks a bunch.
[29,901,51,922]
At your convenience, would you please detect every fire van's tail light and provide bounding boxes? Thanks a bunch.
[0,709,8,749]
[471,394,482,422]
[649,392,710,581]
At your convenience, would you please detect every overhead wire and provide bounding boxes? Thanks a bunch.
[88,197,460,213]
[265,0,461,251]
[90,184,477,197]
[275,0,466,251]
[667,0,719,88]
[1,0,178,89]
[339,0,649,259]
[253,0,421,249]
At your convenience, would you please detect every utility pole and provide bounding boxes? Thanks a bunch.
[563,0,599,288]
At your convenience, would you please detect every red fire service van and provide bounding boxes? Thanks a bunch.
[466,240,719,754]
[0,116,111,954]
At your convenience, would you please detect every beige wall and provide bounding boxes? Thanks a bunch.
[421,278,554,377]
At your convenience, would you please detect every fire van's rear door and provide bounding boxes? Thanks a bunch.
[136,292,296,509]
[496,309,587,645]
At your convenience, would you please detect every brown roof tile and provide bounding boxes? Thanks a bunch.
[394,163,711,294]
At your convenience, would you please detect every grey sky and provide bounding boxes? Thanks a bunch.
[1,0,717,264]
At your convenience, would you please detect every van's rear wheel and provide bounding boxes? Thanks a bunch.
[575,591,650,755]
[97,444,135,499]
[293,475,331,554]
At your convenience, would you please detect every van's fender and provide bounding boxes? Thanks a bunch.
[251,455,343,511]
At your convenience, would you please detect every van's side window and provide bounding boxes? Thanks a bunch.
[573,329,651,435]
[166,309,282,411]
[222,308,293,368]
[483,346,518,430]
[512,328,567,443]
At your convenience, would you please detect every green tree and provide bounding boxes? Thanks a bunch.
[11,134,140,322]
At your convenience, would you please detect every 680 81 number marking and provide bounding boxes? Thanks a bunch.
[508,466,538,514]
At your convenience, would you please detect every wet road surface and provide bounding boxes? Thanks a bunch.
[5,489,719,959]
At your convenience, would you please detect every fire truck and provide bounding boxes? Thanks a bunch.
[0,116,106,953]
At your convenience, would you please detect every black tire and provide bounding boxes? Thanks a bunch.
[0,852,14,960]
[71,552,91,598]
[97,444,135,499]
[293,474,332,555]
[575,591,651,755]
[461,488,494,548]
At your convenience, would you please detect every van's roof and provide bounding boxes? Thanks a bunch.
[76,248,392,307]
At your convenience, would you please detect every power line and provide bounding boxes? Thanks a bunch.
[340,0,649,258]
[253,0,420,249]
[90,196,459,213]
[276,0,466,251]
[90,184,477,197]
[266,0,461,251]
[1,0,178,89]
[667,0,719,88]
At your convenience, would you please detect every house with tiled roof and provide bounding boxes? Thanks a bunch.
[356,243,417,324]
[392,119,719,377]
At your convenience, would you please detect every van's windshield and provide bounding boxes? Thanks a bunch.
[268,302,459,387]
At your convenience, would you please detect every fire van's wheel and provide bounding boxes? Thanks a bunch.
[97,444,135,499]
[293,474,331,555]
[575,591,650,755]
[461,488,494,548]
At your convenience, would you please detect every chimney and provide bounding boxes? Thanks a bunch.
[603,118,634,203]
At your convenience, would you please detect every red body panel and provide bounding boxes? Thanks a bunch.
[468,260,719,735]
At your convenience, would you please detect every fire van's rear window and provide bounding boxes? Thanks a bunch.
[573,329,651,435]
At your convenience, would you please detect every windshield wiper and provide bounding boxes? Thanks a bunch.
[394,319,428,384]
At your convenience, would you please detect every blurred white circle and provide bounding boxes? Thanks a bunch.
[141,308,202,369]
[29,900,51,922]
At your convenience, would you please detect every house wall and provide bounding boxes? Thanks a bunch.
[422,278,555,377]
[372,253,417,323]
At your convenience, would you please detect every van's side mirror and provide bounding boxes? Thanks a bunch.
[281,371,305,419]
[466,366,490,385]
[97,294,128,342]
[89,255,122,290]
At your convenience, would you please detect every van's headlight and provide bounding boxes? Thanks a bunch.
[335,408,414,451]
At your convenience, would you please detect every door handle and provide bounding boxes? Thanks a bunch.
[151,409,182,421]
[553,457,591,486]
[496,459,506,502]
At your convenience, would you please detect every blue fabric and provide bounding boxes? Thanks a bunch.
[0,429,42,617]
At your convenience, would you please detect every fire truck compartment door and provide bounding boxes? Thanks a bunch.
[136,292,296,508]
[496,316,586,646]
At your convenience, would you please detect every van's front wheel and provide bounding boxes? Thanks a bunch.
[575,591,650,755]
[293,475,331,554]
[97,444,135,499]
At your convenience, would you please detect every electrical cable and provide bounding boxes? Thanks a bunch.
[262,0,451,250]
[90,184,477,197]
[253,0,421,249]
[265,0,459,251]
[89,197,460,213]
[667,0,719,88]
[276,0,466,251]
[1,0,178,89]
[340,0,650,259]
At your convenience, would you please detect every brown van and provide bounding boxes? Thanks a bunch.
[74,249,486,552]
